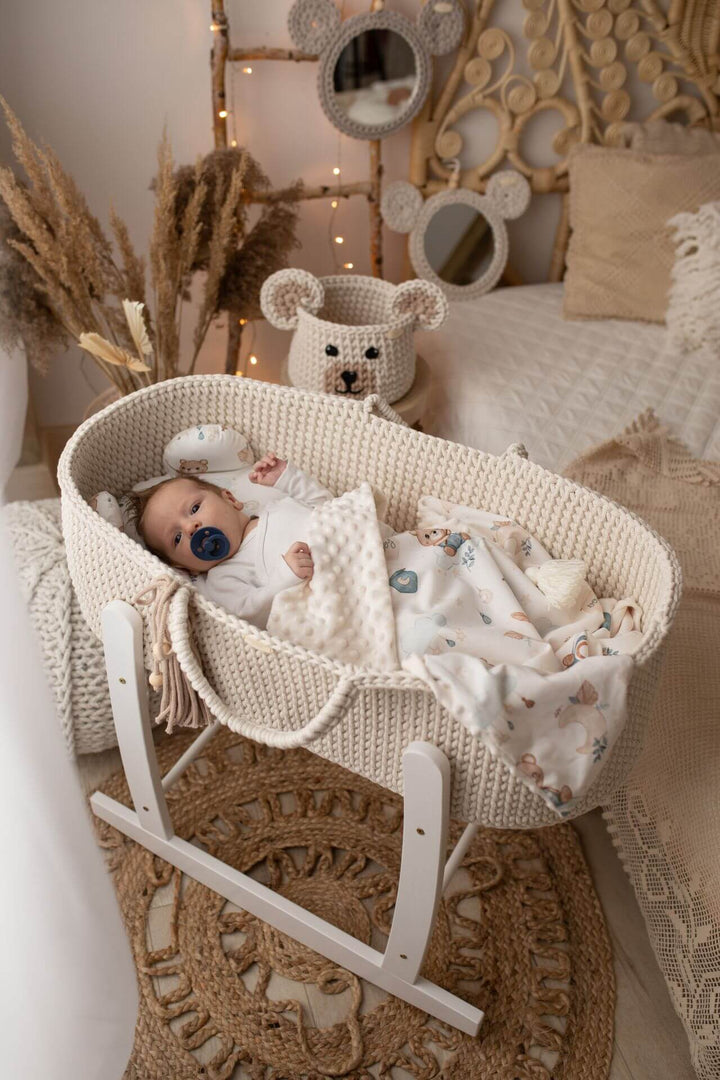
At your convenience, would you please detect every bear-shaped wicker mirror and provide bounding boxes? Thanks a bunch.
[287,0,465,140]
[260,269,448,402]
[381,172,531,300]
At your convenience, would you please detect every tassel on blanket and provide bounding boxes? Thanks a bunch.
[134,576,212,733]
[525,559,588,611]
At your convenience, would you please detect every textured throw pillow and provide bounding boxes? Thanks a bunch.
[564,145,720,323]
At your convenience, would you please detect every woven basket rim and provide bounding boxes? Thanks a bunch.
[58,374,682,673]
[300,275,416,333]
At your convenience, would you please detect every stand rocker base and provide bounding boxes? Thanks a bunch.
[93,600,484,1037]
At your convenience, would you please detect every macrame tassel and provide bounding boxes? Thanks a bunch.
[134,576,212,733]
[525,559,588,611]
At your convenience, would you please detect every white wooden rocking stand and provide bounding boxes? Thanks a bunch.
[90,601,484,1036]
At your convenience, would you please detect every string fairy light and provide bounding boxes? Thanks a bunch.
[235,320,261,378]
[327,126,357,274]
[228,59,259,378]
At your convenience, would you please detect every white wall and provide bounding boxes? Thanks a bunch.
[0,0,559,426]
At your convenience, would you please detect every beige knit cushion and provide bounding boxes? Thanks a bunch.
[564,145,720,323]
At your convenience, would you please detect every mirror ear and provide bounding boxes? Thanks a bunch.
[381,181,424,234]
[288,0,341,53]
[391,280,449,331]
[486,172,532,221]
[418,0,465,56]
[260,269,324,330]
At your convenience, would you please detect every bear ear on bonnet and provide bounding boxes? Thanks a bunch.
[390,279,449,332]
[260,269,324,330]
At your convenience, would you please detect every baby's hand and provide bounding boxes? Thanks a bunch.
[284,541,313,581]
[250,452,287,486]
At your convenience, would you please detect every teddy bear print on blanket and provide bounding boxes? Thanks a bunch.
[268,489,642,817]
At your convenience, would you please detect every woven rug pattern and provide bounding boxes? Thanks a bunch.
[96,726,615,1079]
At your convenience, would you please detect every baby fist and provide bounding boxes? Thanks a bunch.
[284,541,313,581]
[250,452,287,486]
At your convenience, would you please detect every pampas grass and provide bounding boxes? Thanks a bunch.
[165,147,301,372]
[0,196,68,371]
[0,101,301,395]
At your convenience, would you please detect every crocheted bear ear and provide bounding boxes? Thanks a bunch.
[287,0,341,53]
[260,269,324,330]
[417,0,465,57]
[485,172,531,221]
[380,181,424,234]
[391,279,449,331]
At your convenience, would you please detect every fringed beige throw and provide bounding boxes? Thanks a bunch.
[564,409,720,1080]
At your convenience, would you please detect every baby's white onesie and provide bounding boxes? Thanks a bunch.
[194,463,332,627]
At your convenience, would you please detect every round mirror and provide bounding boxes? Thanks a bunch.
[317,11,431,140]
[382,176,531,301]
[332,28,417,131]
[423,203,495,286]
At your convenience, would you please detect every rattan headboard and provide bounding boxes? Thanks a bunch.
[408,0,719,278]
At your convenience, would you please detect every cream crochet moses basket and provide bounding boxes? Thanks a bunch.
[59,375,680,829]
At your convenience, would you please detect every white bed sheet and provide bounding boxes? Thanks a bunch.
[416,284,720,472]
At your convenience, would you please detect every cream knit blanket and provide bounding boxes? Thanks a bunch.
[564,410,720,1080]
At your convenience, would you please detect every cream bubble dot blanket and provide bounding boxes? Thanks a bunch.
[268,486,642,817]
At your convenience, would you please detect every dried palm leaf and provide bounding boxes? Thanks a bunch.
[122,299,152,358]
[78,331,151,373]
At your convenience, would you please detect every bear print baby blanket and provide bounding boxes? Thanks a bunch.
[268,485,642,816]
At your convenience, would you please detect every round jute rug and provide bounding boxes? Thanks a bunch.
[94,727,615,1080]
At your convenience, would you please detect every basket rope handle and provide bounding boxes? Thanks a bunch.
[165,586,360,748]
[363,394,409,427]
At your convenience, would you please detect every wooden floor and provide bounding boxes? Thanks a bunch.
[9,463,698,1079]
[76,745,697,1080]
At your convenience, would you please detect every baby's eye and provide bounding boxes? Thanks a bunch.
[173,531,182,547]
[365,346,379,359]
[191,503,200,514]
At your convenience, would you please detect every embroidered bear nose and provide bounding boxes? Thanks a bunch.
[340,370,357,389]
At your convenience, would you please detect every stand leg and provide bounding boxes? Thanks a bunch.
[443,823,480,892]
[101,600,173,840]
[382,742,450,982]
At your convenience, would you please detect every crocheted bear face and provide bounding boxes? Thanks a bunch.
[260,269,448,403]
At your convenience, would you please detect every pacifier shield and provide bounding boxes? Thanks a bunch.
[191,526,231,562]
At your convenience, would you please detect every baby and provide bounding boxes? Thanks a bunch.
[137,453,332,628]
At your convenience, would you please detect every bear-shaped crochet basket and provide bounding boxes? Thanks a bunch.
[260,269,448,403]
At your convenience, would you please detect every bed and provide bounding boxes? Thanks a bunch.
[417,283,720,471]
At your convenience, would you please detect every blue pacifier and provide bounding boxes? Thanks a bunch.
[191,526,231,562]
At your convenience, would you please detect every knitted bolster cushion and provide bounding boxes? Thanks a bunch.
[2,498,117,757]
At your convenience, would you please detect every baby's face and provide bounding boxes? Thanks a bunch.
[141,478,247,573]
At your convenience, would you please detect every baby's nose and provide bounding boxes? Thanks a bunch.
[190,519,203,535]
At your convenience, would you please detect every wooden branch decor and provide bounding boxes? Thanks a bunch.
[209,0,385,278]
